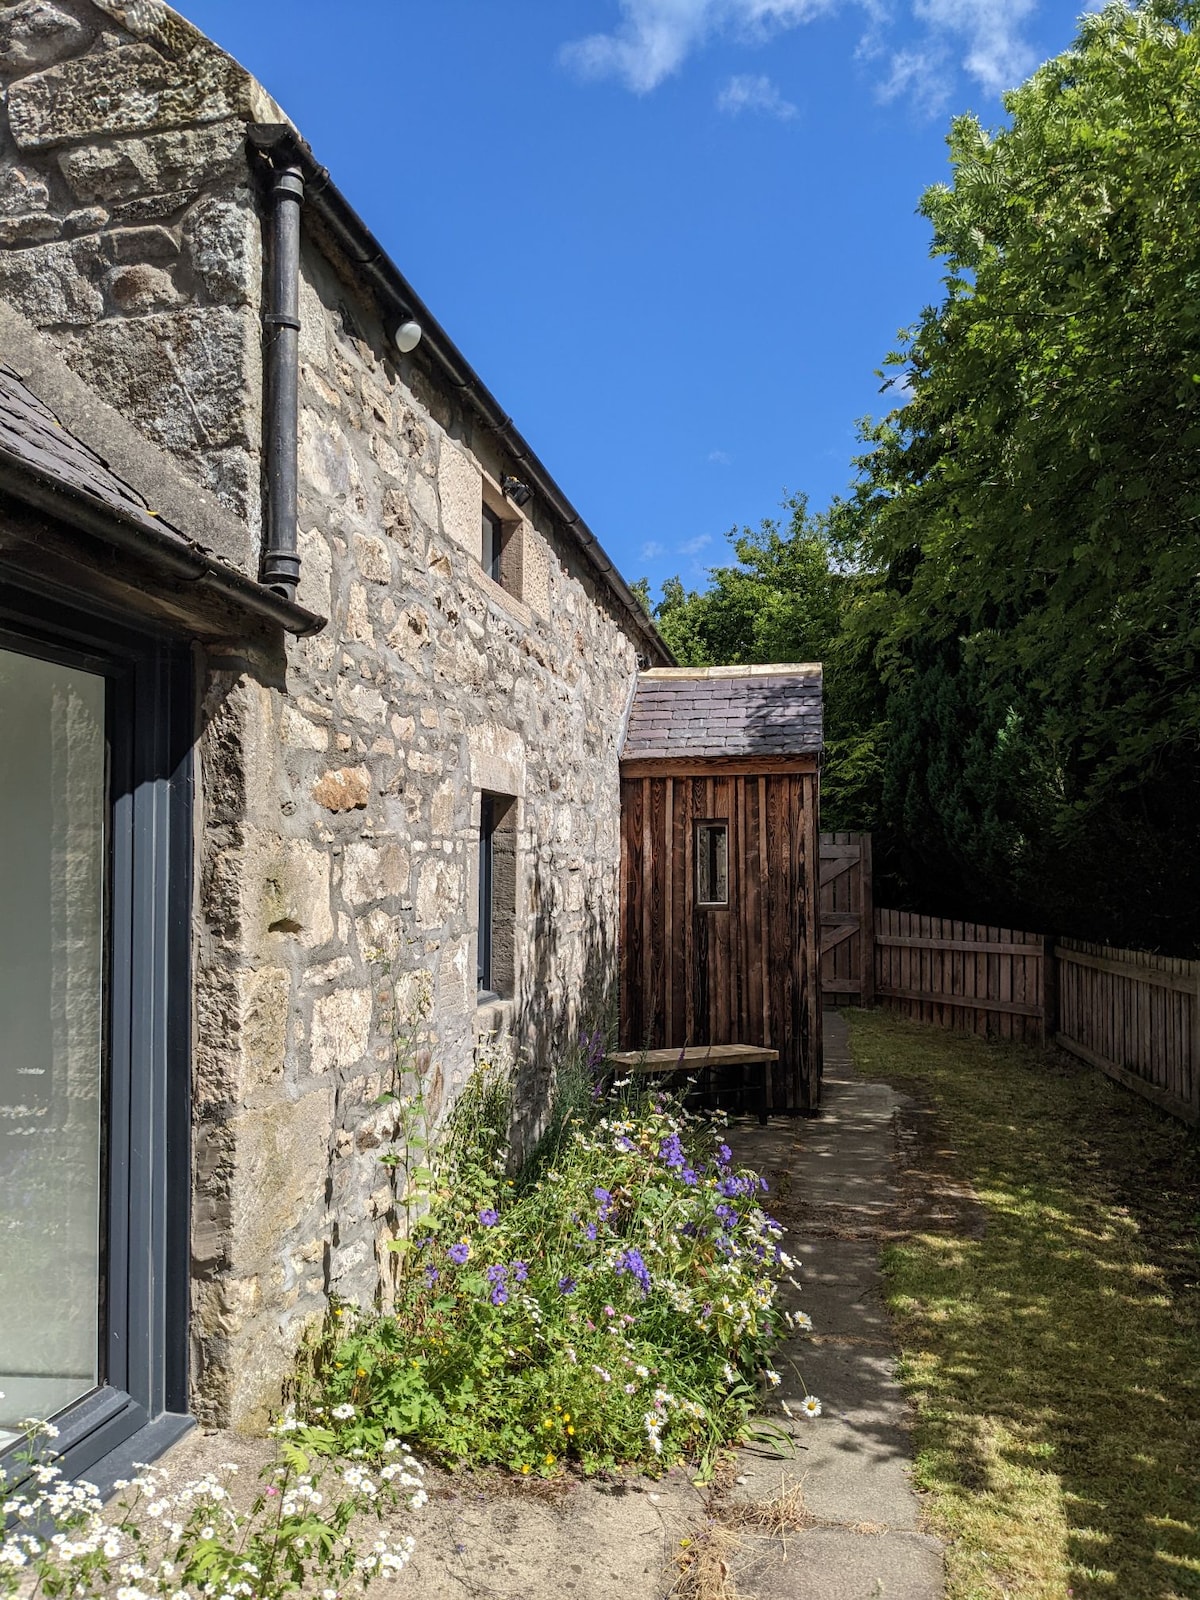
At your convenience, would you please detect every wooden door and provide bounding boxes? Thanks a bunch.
[819,832,874,1005]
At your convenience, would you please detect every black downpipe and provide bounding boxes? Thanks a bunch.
[261,160,304,597]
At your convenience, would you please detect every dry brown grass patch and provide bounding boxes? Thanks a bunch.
[669,1520,745,1600]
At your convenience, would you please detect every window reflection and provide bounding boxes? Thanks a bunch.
[0,647,105,1441]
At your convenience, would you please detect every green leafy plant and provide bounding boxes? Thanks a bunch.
[296,1052,815,1479]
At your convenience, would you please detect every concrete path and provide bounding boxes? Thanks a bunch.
[722,1010,945,1599]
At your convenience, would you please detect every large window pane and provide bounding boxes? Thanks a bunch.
[0,647,105,1442]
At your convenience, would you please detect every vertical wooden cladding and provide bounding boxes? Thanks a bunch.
[619,767,821,1112]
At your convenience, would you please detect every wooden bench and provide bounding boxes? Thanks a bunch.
[606,1044,779,1124]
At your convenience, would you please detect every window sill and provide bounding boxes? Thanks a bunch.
[476,994,515,1037]
[474,563,532,628]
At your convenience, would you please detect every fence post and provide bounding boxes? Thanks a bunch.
[1041,934,1058,1046]
[861,832,875,1008]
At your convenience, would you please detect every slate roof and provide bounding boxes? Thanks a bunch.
[622,665,823,762]
[0,362,192,551]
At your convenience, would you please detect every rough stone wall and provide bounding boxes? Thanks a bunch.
[0,0,283,567]
[1,1,649,1428]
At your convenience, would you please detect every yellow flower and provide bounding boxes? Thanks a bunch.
[521,1464,531,1475]
[356,1368,367,1377]
[562,1412,570,1422]
[567,1426,575,1436]
[544,1453,555,1466]
[542,1418,553,1429]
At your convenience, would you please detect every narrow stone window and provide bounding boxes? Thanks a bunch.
[480,485,524,599]
[481,504,505,584]
[696,821,729,907]
[478,793,517,1001]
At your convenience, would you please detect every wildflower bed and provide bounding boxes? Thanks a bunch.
[0,1417,426,1600]
[301,1061,810,1478]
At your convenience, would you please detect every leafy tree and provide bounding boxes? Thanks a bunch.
[644,497,887,832]
[850,0,1200,949]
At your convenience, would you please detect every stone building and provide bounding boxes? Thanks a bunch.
[0,0,670,1482]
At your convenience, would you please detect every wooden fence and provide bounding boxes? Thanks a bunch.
[843,908,1199,1124]
[819,832,874,1006]
[874,908,1050,1044]
[1056,939,1200,1125]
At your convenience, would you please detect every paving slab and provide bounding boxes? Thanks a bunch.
[734,1526,945,1600]
[719,1010,944,1599]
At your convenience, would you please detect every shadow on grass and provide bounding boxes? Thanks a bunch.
[847,1008,1200,1600]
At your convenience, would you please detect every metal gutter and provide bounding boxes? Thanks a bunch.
[246,125,673,667]
[0,445,325,636]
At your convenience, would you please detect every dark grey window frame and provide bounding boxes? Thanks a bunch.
[0,577,193,1489]
[477,794,496,999]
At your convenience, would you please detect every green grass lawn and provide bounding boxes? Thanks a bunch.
[845,1009,1200,1600]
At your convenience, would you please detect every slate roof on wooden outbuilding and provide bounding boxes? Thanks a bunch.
[0,361,191,551]
[621,664,823,761]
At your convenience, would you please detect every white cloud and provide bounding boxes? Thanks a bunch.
[562,0,1039,110]
[707,448,733,464]
[873,43,951,113]
[913,0,1037,94]
[679,532,714,555]
[561,1,830,94]
[640,539,666,559]
[717,73,799,117]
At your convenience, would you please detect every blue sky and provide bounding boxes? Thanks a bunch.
[183,0,1086,599]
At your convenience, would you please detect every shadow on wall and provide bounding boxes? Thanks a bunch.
[504,854,618,1164]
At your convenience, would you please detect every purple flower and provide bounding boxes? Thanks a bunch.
[479,1208,500,1228]
[447,1242,470,1265]
[658,1134,685,1171]
[511,1260,529,1283]
[485,1263,507,1283]
[558,1275,577,1295]
[490,1283,508,1306]
[680,1165,699,1186]
[717,1143,732,1167]
[585,1222,598,1242]
[615,1136,634,1153]
[718,1175,751,1199]
[424,1265,440,1286]
[614,1247,651,1296]
[593,1186,614,1221]
[715,1203,738,1230]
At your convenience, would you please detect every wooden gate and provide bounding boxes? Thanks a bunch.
[819,832,874,1005]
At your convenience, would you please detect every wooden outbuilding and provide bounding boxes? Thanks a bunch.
[618,665,824,1113]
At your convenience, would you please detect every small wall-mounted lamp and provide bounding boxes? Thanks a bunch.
[393,317,422,354]
[501,475,532,508]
